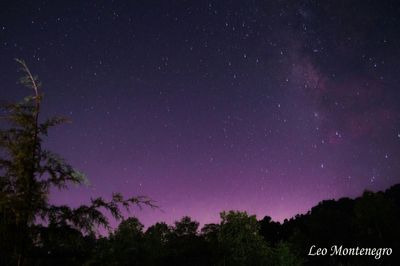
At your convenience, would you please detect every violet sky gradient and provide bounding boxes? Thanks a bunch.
[1,0,400,228]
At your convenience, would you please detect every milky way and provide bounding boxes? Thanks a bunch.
[1,1,400,227]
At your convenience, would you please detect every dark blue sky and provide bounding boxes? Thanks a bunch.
[1,0,400,227]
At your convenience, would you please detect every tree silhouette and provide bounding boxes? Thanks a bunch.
[218,211,271,266]
[107,217,145,265]
[0,60,155,265]
[143,222,171,265]
[167,216,205,266]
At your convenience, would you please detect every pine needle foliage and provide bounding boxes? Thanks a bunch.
[0,60,156,265]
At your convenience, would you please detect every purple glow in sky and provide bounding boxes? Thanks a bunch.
[1,1,400,228]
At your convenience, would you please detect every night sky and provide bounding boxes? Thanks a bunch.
[1,0,400,227]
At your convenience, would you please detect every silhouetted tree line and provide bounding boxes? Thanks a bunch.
[2,185,399,266]
[4,185,394,266]
[1,62,399,265]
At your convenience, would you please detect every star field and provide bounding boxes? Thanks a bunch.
[1,0,400,227]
